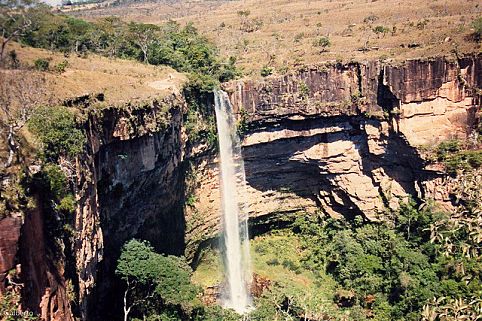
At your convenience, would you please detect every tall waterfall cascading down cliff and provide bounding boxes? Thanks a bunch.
[214,90,252,314]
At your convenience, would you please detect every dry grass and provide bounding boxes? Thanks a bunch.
[1,42,186,108]
[180,0,482,76]
[75,0,482,77]
[70,0,231,23]
[0,42,186,168]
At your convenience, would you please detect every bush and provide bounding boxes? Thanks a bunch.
[294,213,441,320]
[21,13,240,84]
[313,36,331,50]
[266,258,280,266]
[372,25,389,36]
[282,259,302,274]
[294,32,304,43]
[8,50,20,68]
[57,194,76,213]
[436,140,482,175]
[55,60,69,73]
[299,81,310,97]
[42,164,69,200]
[471,17,482,41]
[260,65,273,77]
[364,14,379,23]
[34,58,49,71]
[436,140,460,161]
[28,106,86,161]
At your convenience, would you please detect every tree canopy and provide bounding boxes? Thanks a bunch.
[116,240,200,320]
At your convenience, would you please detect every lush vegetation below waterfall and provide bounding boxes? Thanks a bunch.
[117,192,481,321]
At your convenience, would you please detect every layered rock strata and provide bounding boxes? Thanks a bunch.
[185,55,481,254]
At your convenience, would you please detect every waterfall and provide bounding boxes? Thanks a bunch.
[214,90,252,314]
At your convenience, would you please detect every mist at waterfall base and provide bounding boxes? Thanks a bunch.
[214,90,253,314]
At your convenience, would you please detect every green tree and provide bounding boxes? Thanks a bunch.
[116,239,200,321]
[127,22,160,64]
[0,0,38,61]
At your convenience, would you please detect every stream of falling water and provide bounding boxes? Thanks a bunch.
[214,90,252,314]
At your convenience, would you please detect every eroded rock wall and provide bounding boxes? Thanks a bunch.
[3,54,480,320]
[19,197,74,321]
[74,94,187,320]
[185,55,481,253]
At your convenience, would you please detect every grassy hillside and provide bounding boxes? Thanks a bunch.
[1,42,186,108]
[0,42,186,171]
[71,0,481,76]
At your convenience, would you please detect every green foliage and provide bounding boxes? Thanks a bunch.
[183,108,218,148]
[436,140,482,175]
[281,259,302,274]
[313,36,331,49]
[116,239,201,319]
[20,11,241,147]
[186,194,197,207]
[298,81,310,97]
[42,163,69,200]
[34,57,49,71]
[372,25,390,36]
[0,287,38,320]
[54,59,68,73]
[22,15,239,83]
[0,171,34,220]
[436,140,460,160]
[395,199,436,243]
[190,196,480,321]
[27,105,86,161]
[7,49,20,68]
[56,194,76,213]
[260,65,273,77]
[193,305,240,321]
[37,164,76,215]
[237,10,250,17]
[471,16,482,41]
[294,32,304,43]
[0,0,40,61]
[236,108,249,137]
[292,202,481,321]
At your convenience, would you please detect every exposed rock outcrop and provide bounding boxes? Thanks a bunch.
[2,54,480,321]
[19,197,74,321]
[75,94,187,320]
[185,55,481,252]
[0,216,22,292]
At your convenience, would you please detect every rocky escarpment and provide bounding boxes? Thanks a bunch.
[185,55,481,253]
[74,94,187,320]
[1,54,480,321]
[19,196,74,321]
[0,93,187,321]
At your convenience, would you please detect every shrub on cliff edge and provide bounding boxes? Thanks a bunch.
[471,17,482,41]
[27,105,85,161]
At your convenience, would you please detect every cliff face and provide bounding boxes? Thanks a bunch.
[19,197,74,321]
[0,216,21,292]
[74,94,187,320]
[2,55,480,321]
[186,55,481,251]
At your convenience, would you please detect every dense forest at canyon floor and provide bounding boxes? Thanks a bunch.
[0,0,481,320]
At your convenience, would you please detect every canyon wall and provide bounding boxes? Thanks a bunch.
[75,94,187,320]
[186,55,481,254]
[1,54,480,321]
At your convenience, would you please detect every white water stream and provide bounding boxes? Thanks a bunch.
[214,90,252,314]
